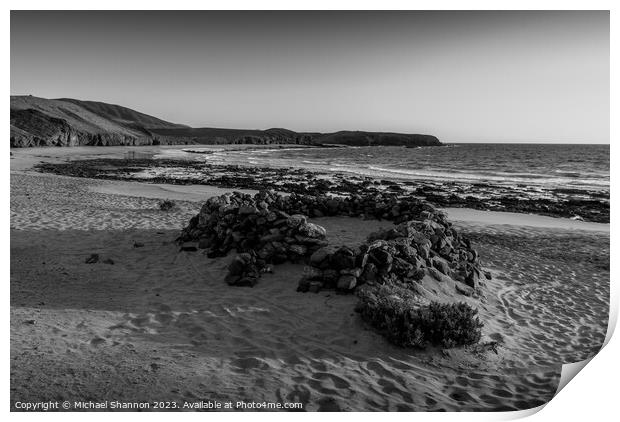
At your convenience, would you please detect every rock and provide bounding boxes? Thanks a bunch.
[455,282,474,297]
[294,235,328,246]
[225,273,241,285]
[411,268,426,281]
[288,244,308,255]
[411,231,430,246]
[102,258,115,265]
[297,277,311,292]
[237,204,258,215]
[198,237,212,249]
[228,253,252,276]
[331,247,356,270]
[310,247,331,266]
[432,257,451,275]
[260,233,284,243]
[337,275,357,290]
[180,242,198,252]
[308,281,323,293]
[355,252,369,268]
[207,248,225,258]
[391,257,413,276]
[428,267,444,282]
[272,253,288,264]
[326,198,340,213]
[321,269,339,283]
[85,254,99,264]
[236,276,258,287]
[369,249,393,269]
[133,241,144,248]
[418,243,430,259]
[287,214,307,228]
[159,199,176,211]
[298,222,327,239]
[340,267,362,278]
[361,262,379,283]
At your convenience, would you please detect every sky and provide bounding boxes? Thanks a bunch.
[10,11,609,143]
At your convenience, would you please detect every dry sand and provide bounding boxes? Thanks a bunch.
[10,150,609,411]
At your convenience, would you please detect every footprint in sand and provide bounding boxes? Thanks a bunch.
[311,372,351,389]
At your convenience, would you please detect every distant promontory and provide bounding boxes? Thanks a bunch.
[10,96,442,148]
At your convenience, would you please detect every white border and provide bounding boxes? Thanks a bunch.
[4,1,617,421]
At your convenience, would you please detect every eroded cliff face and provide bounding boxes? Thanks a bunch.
[10,109,192,147]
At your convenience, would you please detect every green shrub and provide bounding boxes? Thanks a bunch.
[355,284,483,348]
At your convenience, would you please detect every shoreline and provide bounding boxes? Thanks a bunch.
[31,156,609,223]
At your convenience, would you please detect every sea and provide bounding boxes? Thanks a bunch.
[159,143,610,195]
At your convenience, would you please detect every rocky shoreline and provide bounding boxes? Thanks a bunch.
[35,158,609,223]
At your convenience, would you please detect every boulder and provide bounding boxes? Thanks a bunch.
[310,247,332,267]
[298,222,327,238]
[287,214,307,228]
[331,247,356,270]
[337,275,357,291]
[228,253,253,276]
[369,248,393,270]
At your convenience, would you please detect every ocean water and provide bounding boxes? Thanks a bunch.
[167,144,610,194]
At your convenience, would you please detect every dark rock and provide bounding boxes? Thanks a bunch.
[331,247,356,270]
[455,282,474,297]
[288,244,308,256]
[369,249,393,269]
[321,269,339,284]
[85,254,99,264]
[360,262,379,283]
[238,204,259,215]
[159,199,176,211]
[297,277,311,292]
[411,268,426,281]
[198,237,212,249]
[308,281,323,293]
[236,276,258,287]
[180,242,198,252]
[337,275,357,291]
[310,247,331,267]
[228,253,253,276]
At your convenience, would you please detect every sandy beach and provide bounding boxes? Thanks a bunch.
[10,148,609,411]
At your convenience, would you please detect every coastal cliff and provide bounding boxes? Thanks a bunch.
[10,96,442,148]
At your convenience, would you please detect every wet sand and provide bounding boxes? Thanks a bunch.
[10,149,609,411]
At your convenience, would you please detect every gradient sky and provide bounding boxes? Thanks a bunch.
[11,11,609,143]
